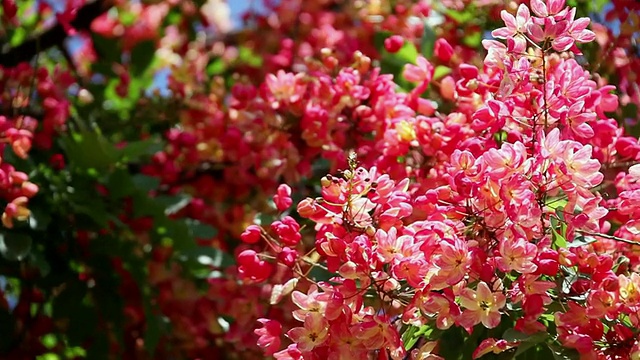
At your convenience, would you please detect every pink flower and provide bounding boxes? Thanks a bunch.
[384,35,404,53]
[287,313,329,352]
[434,38,454,62]
[265,70,306,106]
[496,237,538,274]
[271,216,302,246]
[403,55,434,85]
[273,344,303,360]
[492,4,532,53]
[472,338,519,359]
[458,282,506,330]
[530,0,567,18]
[240,225,262,244]
[237,249,273,283]
[274,184,293,211]
[255,319,282,355]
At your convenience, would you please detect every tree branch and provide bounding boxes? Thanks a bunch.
[0,0,112,68]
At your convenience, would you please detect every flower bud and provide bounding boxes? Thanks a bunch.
[384,35,404,53]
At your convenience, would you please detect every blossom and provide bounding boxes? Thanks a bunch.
[271,216,302,246]
[240,225,262,244]
[384,35,404,53]
[265,70,306,106]
[492,4,532,53]
[472,338,519,359]
[530,0,567,18]
[274,184,293,211]
[255,319,282,355]
[287,313,329,352]
[496,237,538,274]
[404,55,434,85]
[458,282,506,330]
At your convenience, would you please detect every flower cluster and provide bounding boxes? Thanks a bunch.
[0,64,75,228]
[236,0,640,359]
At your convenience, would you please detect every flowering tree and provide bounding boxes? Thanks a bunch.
[0,0,639,359]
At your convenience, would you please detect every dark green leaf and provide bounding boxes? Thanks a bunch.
[421,24,437,59]
[131,174,161,192]
[91,34,121,64]
[30,251,51,277]
[548,344,580,360]
[179,246,234,268]
[0,233,32,261]
[131,41,157,76]
[117,139,164,162]
[156,194,191,215]
[107,169,136,199]
[61,132,116,171]
[28,207,52,231]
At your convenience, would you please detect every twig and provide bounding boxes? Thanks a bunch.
[575,229,640,247]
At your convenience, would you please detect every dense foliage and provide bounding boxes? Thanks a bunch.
[0,0,639,359]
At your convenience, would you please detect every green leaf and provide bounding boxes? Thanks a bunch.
[207,58,227,75]
[155,194,191,215]
[395,42,419,65]
[107,169,136,199]
[30,251,51,277]
[28,207,52,231]
[157,219,194,251]
[61,132,116,171]
[421,24,437,59]
[131,41,157,76]
[445,9,475,24]
[91,34,121,64]
[117,139,164,162]
[186,220,218,239]
[501,330,547,356]
[433,65,452,80]
[503,328,532,342]
[0,308,16,352]
[463,31,482,48]
[238,46,263,67]
[0,233,32,261]
[548,344,580,360]
[10,27,27,47]
[567,234,597,248]
[548,197,568,213]
[378,40,419,89]
[307,264,334,283]
[144,311,162,356]
[119,11,137,26]
[179,246,233,268]
[373,31,392,50]
[550,216,567,249]
[131,174,161,192]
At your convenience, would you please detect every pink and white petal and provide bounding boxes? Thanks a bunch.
[552,36,573,51]
[530,0,548,17]
[575,29,596,43]
[527,23,545,42]
[492,27,513,39]
[500,10,517,29]
[481,310,502,329]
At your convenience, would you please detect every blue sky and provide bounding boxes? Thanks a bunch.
[229,1,260,28]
